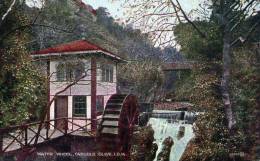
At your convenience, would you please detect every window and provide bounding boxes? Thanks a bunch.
[101,64,114,82]
[73,96,86,117]
[56,62,85,81]
[74,62,85,80]
[96,96,104,115]
[66,63,73,81]
[56,63,66,81]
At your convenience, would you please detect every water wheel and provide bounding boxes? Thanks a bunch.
[98,94,139,152]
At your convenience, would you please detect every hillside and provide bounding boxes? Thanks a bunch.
[25,0,180,61]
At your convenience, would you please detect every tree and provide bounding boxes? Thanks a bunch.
[0,0,46,127]
[123,0,260,130]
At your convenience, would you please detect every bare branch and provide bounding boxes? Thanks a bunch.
[231,18,260,47]
[0,0,16,27]
[228,0,257,25]
[174,0,207,38]
[171,1,181,23]
[223,1,240,17]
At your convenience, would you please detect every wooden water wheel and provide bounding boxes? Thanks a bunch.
[98,94,139,152]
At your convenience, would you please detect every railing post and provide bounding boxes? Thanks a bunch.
[24,125,28,146]
[46,121,49,140]
[64,118,68,135]
[72,117,74,131]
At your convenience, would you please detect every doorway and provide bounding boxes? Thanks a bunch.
[55,96,68,129]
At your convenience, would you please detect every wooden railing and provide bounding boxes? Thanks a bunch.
[0,117,100,153]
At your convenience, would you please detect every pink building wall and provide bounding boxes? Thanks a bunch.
[48,57,117,130]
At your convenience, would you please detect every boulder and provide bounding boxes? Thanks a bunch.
[156,137,174,161]
[177,126,185,140]
[130,126,158,161]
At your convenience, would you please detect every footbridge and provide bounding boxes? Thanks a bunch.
[0,94,139,161]
[0,117,99,154]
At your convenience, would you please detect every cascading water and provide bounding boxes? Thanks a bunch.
[148,111,195,161]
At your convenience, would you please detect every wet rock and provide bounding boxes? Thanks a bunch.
[156,137,174,161]
[130,126,158,161]
[147,143,158,161]
[177,126,185,140]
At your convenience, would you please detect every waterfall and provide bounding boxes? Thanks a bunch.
[148,117,194,161]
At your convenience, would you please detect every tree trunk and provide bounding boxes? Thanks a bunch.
[221,31,236,129]
[254,45,260,160]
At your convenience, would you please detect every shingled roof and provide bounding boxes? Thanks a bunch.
[31,40,123,61]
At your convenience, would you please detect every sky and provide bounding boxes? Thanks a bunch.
[26,0,204,19]
[83,0,203,19]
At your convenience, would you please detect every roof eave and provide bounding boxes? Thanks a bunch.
[31,50,126,62]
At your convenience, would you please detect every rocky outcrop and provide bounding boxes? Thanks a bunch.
[177,126,185,140]
[156,137,174,161]
[130,126,158,161]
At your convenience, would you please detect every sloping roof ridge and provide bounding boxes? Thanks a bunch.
[32,39,101,54]
[81,39,109,53]
[31,39,124,61]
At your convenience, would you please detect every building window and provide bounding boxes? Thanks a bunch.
[96,96,104,115]
[74,62,85,80]
[66,63,73,81]
[56,62,85,81]
[56,63,66,81]
[73,96,86,117]
[101,64,113,82]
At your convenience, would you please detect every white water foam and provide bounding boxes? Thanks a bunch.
[148,118,194,161]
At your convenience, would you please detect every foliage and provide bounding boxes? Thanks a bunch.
[230,46,258,153]
[0,1,47,127]
[181,110,245,161]
[177,52,251,161]
[174,21,223,62]
[174,16,258,161]
[124,0,259,131]
[173,20,223,104]
[118,60,164,102]
[29,2,177,60]
[27,0,121,55]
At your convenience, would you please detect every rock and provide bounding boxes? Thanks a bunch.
[147,143,158,161]
[156,137,174,161]
[177,126,185,140]
[130,125,158,161]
